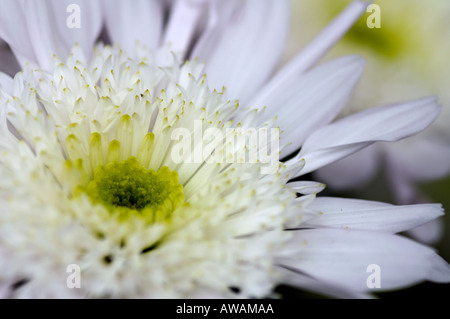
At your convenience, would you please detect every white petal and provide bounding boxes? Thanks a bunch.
[191,0,290,104]
[277,268,373,299]
[287,181,326,195]
[265,55,365,157]
[0,0,40,67]
[103,0,164,52]
[17,3,73,68]
[277,229,450,292]
[248,0,367,108]
[313,144,380,190]
[0,72,14,96]
[0,0,102,70]
[294,97,441,175]
[162,0,209,55]
[303,197,444,234]
[47,0,103,62]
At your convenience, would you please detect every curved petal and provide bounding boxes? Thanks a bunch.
[0,0,40,67]
[162,0,209,55]
[277,228,450,292]
[287,181,326,195]
[303,197,444,234]
[47,0,103,63]
[0,72,14,96]
[293,97,441,175]
[277,267,373,299]
[191,0,290,104]
[264,55,365,157]
[0,0,102,69]
[248,0,368,108]
[102,0,164,52]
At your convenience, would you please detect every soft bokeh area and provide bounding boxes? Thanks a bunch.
[283,0,450,298]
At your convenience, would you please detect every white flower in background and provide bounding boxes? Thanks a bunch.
[286,0,450,208]
[0,0,449,298]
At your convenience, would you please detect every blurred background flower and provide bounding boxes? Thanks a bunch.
[282,0,450,297]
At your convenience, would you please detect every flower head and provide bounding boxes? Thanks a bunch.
[0,44,306,298]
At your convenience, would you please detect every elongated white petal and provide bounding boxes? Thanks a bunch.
[304,197,444,233]
[191,0,290,104]
[103,0,164,52]
[264,55,365,156]
[277,268,373,299]
[23,2,74,67]
[277,229,450,292]
[47,0,102,62]
[0,0,102,69]
[0,0,40,67]
[294,97,441,175]
[248,0,368,108]
[313,144,380,189]
[0,72,13,96]
[162,0,209,55]
[287,181,326,195]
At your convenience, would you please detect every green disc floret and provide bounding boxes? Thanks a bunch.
[85,157,184,222]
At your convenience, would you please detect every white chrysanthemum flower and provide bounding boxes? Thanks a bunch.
[0,0,449,298]
[0,44,303,298]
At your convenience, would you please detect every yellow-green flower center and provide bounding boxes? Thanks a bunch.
[84,157,184,222]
